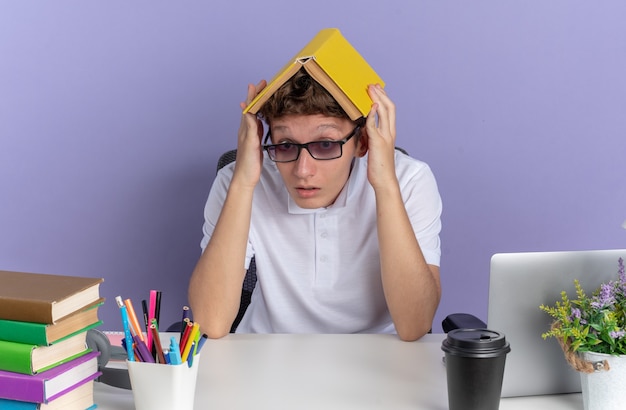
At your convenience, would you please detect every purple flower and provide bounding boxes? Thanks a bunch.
[569,307,587,324]
[591,282,617,309]
[619,258,626,294]
[541,258,626,355]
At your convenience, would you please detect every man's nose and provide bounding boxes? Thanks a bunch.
[293,147,316,177]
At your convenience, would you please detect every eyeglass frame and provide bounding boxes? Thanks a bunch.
[262,122,364,163]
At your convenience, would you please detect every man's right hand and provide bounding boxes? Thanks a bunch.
[232,80,268,190]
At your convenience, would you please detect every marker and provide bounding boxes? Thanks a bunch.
[133,344,141,361]
[195,333,208,355]
[154,291,162,358]
[147,290,157,354]
[155,290,162,327]
[116,296,135,361]
[168,337,183,365]
[133,334,155,363]
[141,300,149,333]
[141,299,152,357]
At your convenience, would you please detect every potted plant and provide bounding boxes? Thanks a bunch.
[540,257,626,410]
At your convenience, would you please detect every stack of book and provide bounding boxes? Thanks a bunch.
[0,270,104,410]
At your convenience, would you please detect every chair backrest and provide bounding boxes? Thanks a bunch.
[217,149,237,171]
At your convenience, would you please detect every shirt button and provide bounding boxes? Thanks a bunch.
[320,232,328,238]
[320,255,328,262]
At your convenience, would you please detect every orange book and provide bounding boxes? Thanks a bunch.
[244,28,385,121]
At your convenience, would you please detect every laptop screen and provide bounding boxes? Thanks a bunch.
[487,249,626,397]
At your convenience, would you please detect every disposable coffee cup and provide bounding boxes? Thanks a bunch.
[126,357,200,410]
[441,329,511,410]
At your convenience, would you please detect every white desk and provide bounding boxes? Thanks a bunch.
[94,333,583,409]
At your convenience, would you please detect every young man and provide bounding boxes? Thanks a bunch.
[189,69,442,341]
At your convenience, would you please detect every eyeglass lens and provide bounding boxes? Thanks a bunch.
[269,141,342,162]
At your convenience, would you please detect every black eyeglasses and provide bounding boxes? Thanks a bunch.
[263,124,362,163]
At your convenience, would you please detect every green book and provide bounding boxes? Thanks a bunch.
[0,331,90,375]
[0,301,102,346]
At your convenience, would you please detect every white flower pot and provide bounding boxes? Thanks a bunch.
[580,351,626,410]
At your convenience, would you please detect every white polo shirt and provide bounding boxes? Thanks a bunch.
[200,150,442,334]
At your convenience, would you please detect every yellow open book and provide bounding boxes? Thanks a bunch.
[243,28,385,121]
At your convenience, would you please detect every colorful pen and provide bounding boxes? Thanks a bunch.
[191,328,201,357]
[187,342,195,367]
[181,322,200,362]
[147,290,157,353]
[195,333,208,355]
[180,306,190,340]
[141,299,149,333]
[168,337,183,365]
[150,322,166,364]
[179,319,193,354]
[133,334,155,363]
[124,298,145,343]
[116,296,135,361]
[155,290,162,327]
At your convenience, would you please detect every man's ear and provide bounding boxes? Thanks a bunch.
[355,128,369,158]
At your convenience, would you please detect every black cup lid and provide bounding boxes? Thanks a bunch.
[441,328,511,358]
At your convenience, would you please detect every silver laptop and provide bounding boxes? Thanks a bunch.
[487,249,626,397]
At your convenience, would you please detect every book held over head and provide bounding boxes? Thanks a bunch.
[243,28,385,121]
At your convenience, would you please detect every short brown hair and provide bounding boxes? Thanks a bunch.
[258,68,350,125]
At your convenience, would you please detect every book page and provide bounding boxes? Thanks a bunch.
[303,60,362,120]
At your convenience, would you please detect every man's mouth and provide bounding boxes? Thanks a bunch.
[295,186,320,197]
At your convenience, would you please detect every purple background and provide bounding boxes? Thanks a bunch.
[1,1,625,333]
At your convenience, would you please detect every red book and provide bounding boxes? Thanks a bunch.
[0,351,101,403]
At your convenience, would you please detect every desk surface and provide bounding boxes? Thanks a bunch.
[94,333,583,410]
